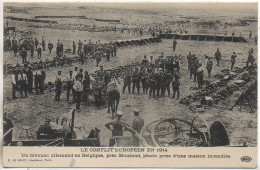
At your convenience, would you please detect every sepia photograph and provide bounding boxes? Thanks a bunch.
[2,2,257,150]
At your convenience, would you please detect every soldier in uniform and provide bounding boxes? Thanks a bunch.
[197,63,204,89]
[231,51,237,70]
[26,67,34,94]
[148,68,156,98]
[42,36,46,51]
[149,56,155,68]
[192,59,199,82]
[155,68,163,97]
[215,49,221,66]
[122,69,132,94]
[11,69,18,99]
[20,47,27,64]
[105,111,125,146]
[141,55,149,67]
[37,43,42,59]
[55,71,63,101]
[34,70,41,95]
[206,58,213,78]
[12,39,18,56]
[73,41,76,54]
[37,119,53,140]
[246,49,255,68]
[65,71,75,101]
[40,70,46,94]
[132,67,141,94]
[141,68,148,94]
[173,38,177,51]
[48,40,53,54]
[30,39,34,58]
[97,65,105,82]
[172,78,180,99]
[131,108,144,146]
[83,71,91,103]
[78,40,83,54]
[113,43,117,57]
[187,52,192,71]
[18,69,28,98]
[73,75,83,111]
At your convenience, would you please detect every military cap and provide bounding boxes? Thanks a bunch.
[133,108,140,114]
[117,111,123,116]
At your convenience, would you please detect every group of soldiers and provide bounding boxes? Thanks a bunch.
[11,65,46,99]
[122,54,181,99]
[54,67,95,111]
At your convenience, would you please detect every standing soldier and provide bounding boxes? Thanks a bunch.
[78,40,83,54]
[79,49,85,65]
[66,71,75,101]
[246,49,255,68]
[105,111,125,146]
[11,69,18,99]
[149,56,155,68]
[95,51,102,67]
[193,59,199,82]
[73,76,83,111]
[131,108,144,146]
[141,55,149,67]
[132,67,141,94]
[155,68,163,97]
[97,66,105,82]
[231,51,237,70]
[197,64,204,89]
[172,78,180,99]
[37,43,42,59]
[83,71,91,103]
[113,43,117,57]
[34,70,41,95]
[73,41,76,54]
[249,31,252,39]
[40,70,46,94]
[55,71,63,101]
[187,52,192,71]
[18,69,28,98]
[42,36,46,51]
[141,68,148,94]
[215,49,221,66]
[20,47,27,64]
[30,39,34,58]
[12,39,18,56]
[173,38,177,51]
[122,69,132,94]
[26,67,34,94]
[35,38,39,51]
[48,40,53,54]
[148,69,156,98]
[206,58,213,78]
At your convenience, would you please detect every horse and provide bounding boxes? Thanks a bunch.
[106,80,120,119]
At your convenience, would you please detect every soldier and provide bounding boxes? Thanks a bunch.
[141,68,148,94]
[215,49,221,66]
[37,119,53,140]
[131,108,144,146]
[249,31,252,39]
[231,51,237,70]
[172,78,180,99]
[113,43,117,57]
[55,71,63,101]
[187,52,192,71]
[78,49,85,65]
[97,65,105,82]
[149,56,155,68]
[173,38,177,51]
[37,43,42,59]
[83,40,88,57]
[34,38,39,50]
[123,69,132,94]
[30,39,34,58]
[19,47,27,64]
[73,67,79,80]
[40,70,46,94]
[48,40,53,54]
[12,39,18,56]
[78,68,84,81]
[11,69,18,99]
[73,75,83,111]
[83,71,91,103]
[206,58,213,78]
[105,111,125,146]
[141,55,149,67]
[95,51,102,67]
[34,70,41,95]
[78,40,83,54]
[66,71,75,101]
[73,41,76,54]
[132,67,141,94]
[18,69,28,98]
[155,68,163,97]
[197,63,204,89]
[42,36,46,51]
[246,49,255,68]
[26,67,34,94]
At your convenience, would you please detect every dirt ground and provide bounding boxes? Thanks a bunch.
[3,3,257,147]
